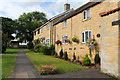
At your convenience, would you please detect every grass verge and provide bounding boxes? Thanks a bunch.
[2,55,16,78]
[25,49,88,74]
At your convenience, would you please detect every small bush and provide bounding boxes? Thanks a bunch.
[2,44,6,53]
[59,49,63,58]
[34,39,40,45]
[38,65,56,75]
[64,51,68,60]
[34,44,41,52]
[49,43,55,56]
[27,42,34,50]
[73,53,76,61]
[82,54,91,66]
[94,53,100,65]
[40,45,50,55]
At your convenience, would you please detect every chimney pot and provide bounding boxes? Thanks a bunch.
[64,3,70,11]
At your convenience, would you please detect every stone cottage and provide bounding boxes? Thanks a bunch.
[33,0,120,77]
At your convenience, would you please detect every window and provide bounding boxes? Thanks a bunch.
[47,23,50,30]
[83,8,90,20]
[46,39,50,46]
[42,37,45,45]
[82,30,92,43]
[38,29,40,34]
[62,35,68,44]
[63,20,67,28]
[41,26,43,33]
[34,31,36,35]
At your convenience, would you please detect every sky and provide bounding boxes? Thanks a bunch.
[0,0,90,20]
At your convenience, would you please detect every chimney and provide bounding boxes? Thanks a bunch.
[64,3,70,11]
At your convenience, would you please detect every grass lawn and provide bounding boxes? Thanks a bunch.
[3,49,20,54]
[2,55,17,78]
[26,50,88,74]
[2,49,20,78]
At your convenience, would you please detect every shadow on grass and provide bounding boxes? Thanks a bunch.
[3,49,20,54]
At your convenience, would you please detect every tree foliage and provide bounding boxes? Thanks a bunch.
[16,11,48,42]
[1,17,16,41]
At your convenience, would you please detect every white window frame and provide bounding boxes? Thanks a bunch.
[82,30,92,43]
[83,8,90,21]
[42,37,45,45]
[63,20,67,28]
[41,26,43,33]
[46,38,50,46]
[62,35,68,44]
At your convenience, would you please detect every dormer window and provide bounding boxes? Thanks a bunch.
[41,26,43,33]
[63,20,67,28]
[34,31,36,35]
[38,29,40,34]
[83,8,90,21]
[47,23,50,30]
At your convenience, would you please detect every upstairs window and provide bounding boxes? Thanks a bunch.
[38,29,40,34]
[34,31,36,36]
[63,20,67,28]
[62,35,68,44]
[47,23,50,30]
[82,30,92,43]
[83,8,90,21]
[46,38,50,46]
[41,26,43,33]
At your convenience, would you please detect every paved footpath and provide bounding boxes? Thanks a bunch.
[10,50,38,78]
[10,50,117,79]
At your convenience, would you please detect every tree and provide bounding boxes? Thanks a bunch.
[0,17,16,53]
[1,17,16,40]
[16,11,48,43]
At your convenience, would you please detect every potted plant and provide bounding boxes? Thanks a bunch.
[72,37,79,43]
[55,40,62,45]
[65,39,71,43]
[86,38,96,57]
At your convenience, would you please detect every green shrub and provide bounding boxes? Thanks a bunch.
[2,44,6,53]
[27,42,34,50]
[94,53,100,64]
[73,53,76,61]
[59,49,63,58]
[40,45,50,55]
[49,43,55,56]
[64,51,68,60]
[82,54,91,66]
[34,44,41,52]
[34,39,40,45]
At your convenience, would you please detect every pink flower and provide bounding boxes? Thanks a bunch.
[88,66,91,68]
[96,63,101,66]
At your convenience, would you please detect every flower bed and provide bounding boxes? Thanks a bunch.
[38,65,56,75]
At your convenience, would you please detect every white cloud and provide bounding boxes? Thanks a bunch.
[0,0,89,20]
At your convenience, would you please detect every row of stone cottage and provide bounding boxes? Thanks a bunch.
[34,0,120,77]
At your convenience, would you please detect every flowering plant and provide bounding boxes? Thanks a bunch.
[86,38,96,57]
[86,38,96,48]
[72,37,79,43]
[38,65,56,75]
[65,39,71,43]
[55,40,62,45]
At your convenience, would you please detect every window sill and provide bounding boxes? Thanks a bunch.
[62,43,68,45]
[82,18,91,22]
[81,42,86,44]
